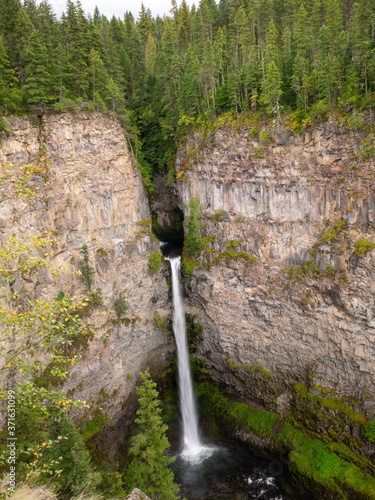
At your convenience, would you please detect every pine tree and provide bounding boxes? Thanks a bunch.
[260,19,283,116]
[22,29,52,104]
[63,0,90,97]
[0,35,22,112]
[41,416,101,496]
[89,47,107,104]
[124,370,179,500]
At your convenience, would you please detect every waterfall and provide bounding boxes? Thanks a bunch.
[167,256,212,462]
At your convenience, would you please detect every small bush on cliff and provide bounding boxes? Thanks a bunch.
[259,130,271,143]
[148,250,162,274]
[79,244,95,291]
[185,197,204,256]
[352,239,375,257]
[124,370,179,500]
[114,296,128,317]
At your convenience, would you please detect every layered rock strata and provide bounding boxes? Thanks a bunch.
[176,119,375,424]
[0,111,172,437]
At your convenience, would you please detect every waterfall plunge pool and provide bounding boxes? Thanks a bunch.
[171,442,292,499]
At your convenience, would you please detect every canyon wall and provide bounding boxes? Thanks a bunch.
[176,118,375,422]
[0,111,173,445]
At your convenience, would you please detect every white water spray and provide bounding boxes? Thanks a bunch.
[167,256,214,462]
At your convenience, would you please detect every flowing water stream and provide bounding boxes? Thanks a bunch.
[166,252,293,499]
[167,256,214,462]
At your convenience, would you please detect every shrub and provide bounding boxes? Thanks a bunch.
[182,256,199,274]
[364,419,375,443]
[352,239,375,257]
[227,358,239,370]
[114,296,128,317]
[41,416,101,496]
[347,110,366,129]
[185,197,204,255]
[259,130,271,143]
[81,414,108,442]
[186,313,203,353]
[79,244,95,291]
[53,102,66,112]
[246,362,274,379]
[0,117,10,133]
[148,250,162,274]
[362,136,375,158]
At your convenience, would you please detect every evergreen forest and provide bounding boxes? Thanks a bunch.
[0,0,375,188]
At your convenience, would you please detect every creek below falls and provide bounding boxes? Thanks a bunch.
[161,242,297,500]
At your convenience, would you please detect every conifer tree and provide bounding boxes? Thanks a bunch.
[260,19,283,116]
[23,29,52,104]
[0,35,21,112]
[124,370,179,500]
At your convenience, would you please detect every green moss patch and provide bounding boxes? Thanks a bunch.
[197,381,375,500]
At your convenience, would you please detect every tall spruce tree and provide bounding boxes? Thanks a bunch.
[124,370,179,500]
[23,29,52,104]
[0,35,21,112]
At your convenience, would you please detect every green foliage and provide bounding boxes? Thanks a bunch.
[126,372,133,381]
[198,382,375,499]
[311,221,348,255]
[40,416,101,496]
[0,117,9,133]
[353,239,375,257]
[185,197,204,256]
[347,110,366,130]
[186,313,203,353]
[294,384,368,426]
[245,362,274,379]
[364,420,375,443]
[0,405,49,478]
[154,311,171,335]
[259,131,271,144]
[148,250,162,274]
[124,370,180,500]
[283,259,321,281]
[79,244,95,291]
[182,256,199,275]
[114,296,128,317]
[227,358,239,370]
[0,0,374,189]
[0,236,96,411]
[81,414,108,442]
[362,136,375,158]
[190,355,208,377]
[213,249,256,266]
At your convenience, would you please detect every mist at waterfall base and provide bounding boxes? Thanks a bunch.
[165,253,293,500]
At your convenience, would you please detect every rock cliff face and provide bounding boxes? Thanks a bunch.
[176,119,375,421]
[0,111,173,444]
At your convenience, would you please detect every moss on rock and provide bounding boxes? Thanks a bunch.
[197,381,375,500]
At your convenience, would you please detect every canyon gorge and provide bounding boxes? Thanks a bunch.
[1,109,375,499]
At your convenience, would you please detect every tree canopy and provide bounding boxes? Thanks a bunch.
[124,369,180,500]
[0,0,374,185]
